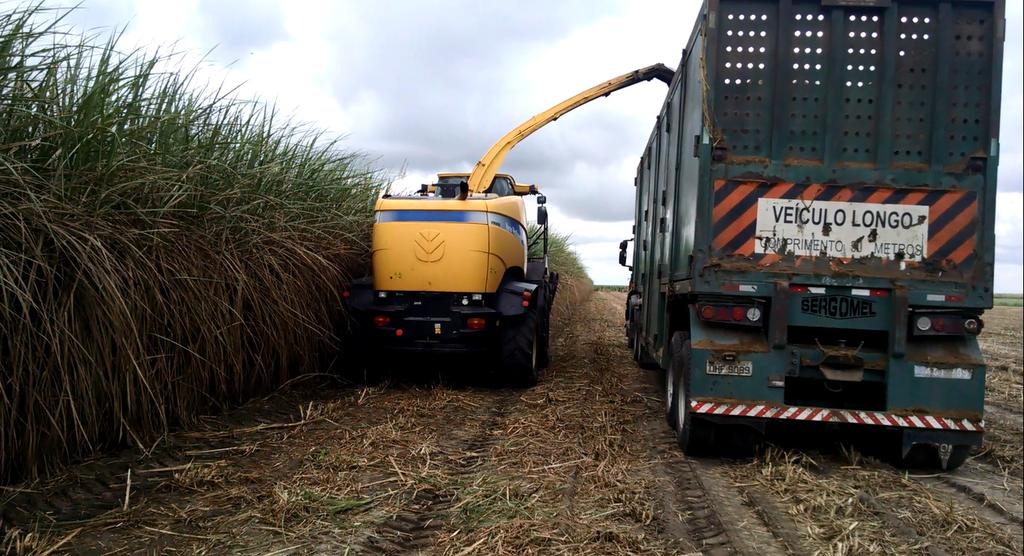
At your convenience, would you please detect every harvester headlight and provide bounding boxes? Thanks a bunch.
[377,291,387,299]
[746,307,762,322]
[915,316,932,331]
[471,294,483,301]
[461,296,469,306]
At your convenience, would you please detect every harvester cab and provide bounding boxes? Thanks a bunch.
[345,63,672,385]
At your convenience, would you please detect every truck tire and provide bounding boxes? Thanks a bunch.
[626,295,637,350]
[898,443,971,471]
[665,332,688,430]
[502,308,541,387]
[671,337,715,456]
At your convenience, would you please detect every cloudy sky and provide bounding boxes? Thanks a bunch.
[51,0,1022,292]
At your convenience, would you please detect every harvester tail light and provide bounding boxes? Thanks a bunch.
[522,290,533,307]
[342,289,351,299]
[467,317,487,330]
[373,315,391,327]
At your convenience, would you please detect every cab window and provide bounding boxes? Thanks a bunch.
[488,176,513,197]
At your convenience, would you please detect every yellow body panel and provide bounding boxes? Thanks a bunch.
[372,195,528,293]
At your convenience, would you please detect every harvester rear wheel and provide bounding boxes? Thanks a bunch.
[502,308,541,387]
[537,283,552,370]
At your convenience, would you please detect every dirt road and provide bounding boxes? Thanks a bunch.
[3,293,1022,555]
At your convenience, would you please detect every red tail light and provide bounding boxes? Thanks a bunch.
[467,317,486,330]
[912,313,980,336]
[373,315,390,327]
[697,303,763,326]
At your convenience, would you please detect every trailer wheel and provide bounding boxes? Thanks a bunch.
[502,308,540,387]
[626,294,637,350]
[671,337,714,455]
[899,443,971,471]
[665,332,688,430]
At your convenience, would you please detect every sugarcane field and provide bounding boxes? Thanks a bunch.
[1,2,1022,555]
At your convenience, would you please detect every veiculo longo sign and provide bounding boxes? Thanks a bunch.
[754,198,929,261]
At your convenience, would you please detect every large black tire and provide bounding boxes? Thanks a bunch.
[897,443,971,471]
[625,295,637,350]
[671,337,715,456]
[665,332,688,430]
[537,283,552,370]
[502,308,541,387]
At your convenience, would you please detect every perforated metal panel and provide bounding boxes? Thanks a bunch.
[838,11,882,162]
[946,4,993,164]
[715,3,776,157]
[892,5,937,165]
[786,5,827,158]
[709,0,999,174]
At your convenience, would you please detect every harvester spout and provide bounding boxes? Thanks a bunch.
[465,63,674,194]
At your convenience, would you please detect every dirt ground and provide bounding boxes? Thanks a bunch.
[2,294,1022,555]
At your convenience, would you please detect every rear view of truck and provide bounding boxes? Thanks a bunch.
[625,0,1004,469]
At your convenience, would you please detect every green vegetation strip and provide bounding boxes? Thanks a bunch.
[993,294,1023,307]
[0,6,383,483]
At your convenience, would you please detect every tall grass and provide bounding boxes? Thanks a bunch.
[528,225,592,320]
[0,5,383,483]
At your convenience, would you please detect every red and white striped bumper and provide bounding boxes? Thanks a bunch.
[690,400,984,432]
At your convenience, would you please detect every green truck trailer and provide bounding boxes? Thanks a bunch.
[622,0,1004,470]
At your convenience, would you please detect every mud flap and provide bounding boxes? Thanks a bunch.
[497,281,539,317]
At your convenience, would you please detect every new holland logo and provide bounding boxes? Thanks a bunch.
[414,229,445,262]
[800,295,876,319]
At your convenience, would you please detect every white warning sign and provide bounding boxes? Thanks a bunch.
[754,199,929,261]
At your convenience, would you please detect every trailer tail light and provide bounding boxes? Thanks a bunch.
[911,314,982,336]
[373,315,391,327]
[466,317,486,330]
[697,303,763,326]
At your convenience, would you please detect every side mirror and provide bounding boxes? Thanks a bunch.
[537,205,548,226]
[618,239,630,267]
[619,240,629,250]
[537,195,547,205]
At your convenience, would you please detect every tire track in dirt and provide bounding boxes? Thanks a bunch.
[354,389,519,554]
[909,459,1024,528]
[622,292,798,556]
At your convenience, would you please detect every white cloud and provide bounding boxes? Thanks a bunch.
[50,0,1024,291]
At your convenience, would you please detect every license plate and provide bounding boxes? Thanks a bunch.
[706,360,753,376]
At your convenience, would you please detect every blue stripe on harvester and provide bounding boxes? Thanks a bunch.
[488,212,528,246]
[375,210,488,223]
